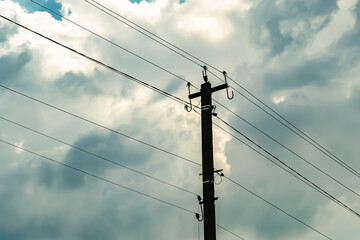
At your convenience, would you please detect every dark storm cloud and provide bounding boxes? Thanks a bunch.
[0,163,62,240]
[0,218,61,240]
[55,71,103,96]
[264,57,339,91]
[35,130,152,189]
[336,1,360,51]
[350,87,360,106]
[249,0,338,57]
[0,51,31,82]
[0,23,18,42]
[354,0,360,24]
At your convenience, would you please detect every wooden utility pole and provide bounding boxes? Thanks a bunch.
[188,67,232,240]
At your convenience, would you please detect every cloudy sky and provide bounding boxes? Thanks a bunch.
[0,0,360,239]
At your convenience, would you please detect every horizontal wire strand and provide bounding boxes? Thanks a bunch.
[0,15,189,107]
[0,15,200,167]
[0,138,196,215]
[227,75,360,179]
[217,224,247,240]
[213,100,360,198]
[224,176,334,240]
[30,0,191,86]
[212,116,360,218]
[83,0,203,68]
[0,83,200,167]
[80,0,359,180]
[0,115,198,196]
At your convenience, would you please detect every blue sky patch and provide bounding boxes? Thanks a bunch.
[129,0,151,3]
[13,0,63,21]
[128,0,186,4]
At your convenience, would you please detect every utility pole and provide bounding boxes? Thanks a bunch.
[187,66,233,240]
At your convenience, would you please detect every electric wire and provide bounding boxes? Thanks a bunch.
[214,115,360,218]
[80,0,359,180]
[0,15,201,166]
[227,77,360,179]
[0,15,189,108]
[0,138,196,215]
[83,0,203,68]
[0,115,198,196]
[224,176,334,240]
[1,8,355,236]
[85,0,222,72]
[217,224,246,240]
[208,66,360,180]
[33,0,355,191]
[211,119,359,217]
[30,0,190,86]
[1,8,351,238]
[226,75,360,180]
[213,100,360,198]
[0,84,200,167]
[194,109,346,210]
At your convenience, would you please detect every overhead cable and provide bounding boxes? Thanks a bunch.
[30,0,190,86]
[0,15,200,166]
[0,115,198,196]
[0,138,196,215]
[80,0,359,180]
[224,176,334,240]
[213,100,360,198]
[212,116,360,218]
[0,15,189,107]
[217,224,247,240]
[83,0,203,68]
[34,1,359,184]
[226,75,360,180]
[0,83,199,167]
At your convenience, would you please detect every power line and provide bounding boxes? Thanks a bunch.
[226,77,360,180]
[80,0,359,180]
[224,176,334,240]
[84,0,223,73]
[0,83,200,167]
[216,224,246,240]
[1,7,352,238]
[0,15,189,108]
[83,0,203,68]
[226,75,360,180]
[213,100,360,198]
[32,0,357,187]
[212,116,360,218]
[0,138,196,215]
[30,0,191,86]
[193,109,351,215]
[207,66,360,181]
[0,115,198,196]
[0,15,201,166]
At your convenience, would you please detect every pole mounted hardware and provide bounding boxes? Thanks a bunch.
[185,82,193,112]
[187,66,233,240]
[222,71,234,100]
[196,195,204,222]
[203,66,208,83]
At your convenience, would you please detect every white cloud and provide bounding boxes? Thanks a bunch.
[273,95,286,104]
[13,140,24,153]
[1,0,360,239]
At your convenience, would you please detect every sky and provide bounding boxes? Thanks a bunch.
[0,0,359,239]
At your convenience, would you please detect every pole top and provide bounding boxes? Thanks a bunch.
[203,66,208,83]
